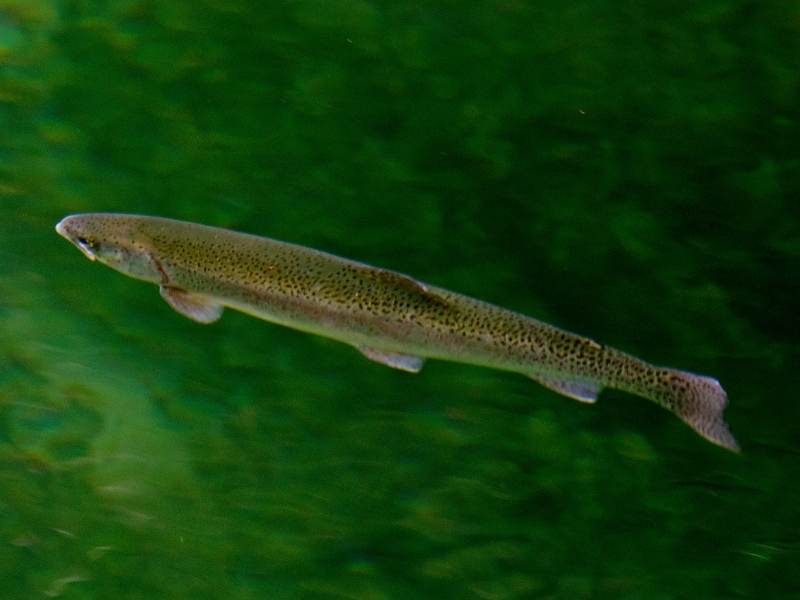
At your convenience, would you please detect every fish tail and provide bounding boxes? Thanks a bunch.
[651,369,740,452]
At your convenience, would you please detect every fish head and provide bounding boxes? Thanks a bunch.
[56,214,165,284]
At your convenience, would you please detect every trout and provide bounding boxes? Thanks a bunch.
[56,213,739,451]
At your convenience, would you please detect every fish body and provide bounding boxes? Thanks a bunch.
[56,213,739,451]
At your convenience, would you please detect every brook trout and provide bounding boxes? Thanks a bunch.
[56,213,739,451]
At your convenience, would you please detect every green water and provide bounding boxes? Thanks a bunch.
[1,1,798,598]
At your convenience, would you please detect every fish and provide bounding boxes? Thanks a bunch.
[56,213,739,451]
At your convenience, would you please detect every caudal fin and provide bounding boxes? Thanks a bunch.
[660,370,740,452]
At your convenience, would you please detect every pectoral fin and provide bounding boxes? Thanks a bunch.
[160,285,224,324]
[357,346,425,373]
[533,375,601,403]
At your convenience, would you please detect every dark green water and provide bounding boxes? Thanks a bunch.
[1,1,798,598]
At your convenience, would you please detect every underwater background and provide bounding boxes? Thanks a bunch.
[1,1,798,598]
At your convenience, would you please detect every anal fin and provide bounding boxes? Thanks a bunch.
[160,285,224,324]
[357,346,425,373]
[533,375,602,403]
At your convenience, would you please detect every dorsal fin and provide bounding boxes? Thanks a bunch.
[353,266,452,313]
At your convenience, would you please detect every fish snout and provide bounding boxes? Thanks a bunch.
[56,215,98,260]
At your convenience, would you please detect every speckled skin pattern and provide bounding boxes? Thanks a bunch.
[56,214,738,451]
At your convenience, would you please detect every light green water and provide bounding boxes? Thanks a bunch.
[1,1,798,598]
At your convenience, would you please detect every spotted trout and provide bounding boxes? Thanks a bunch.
[56,213,739,451]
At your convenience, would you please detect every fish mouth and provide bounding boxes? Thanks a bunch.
[74,238,97,260]
[56,216,97,261]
